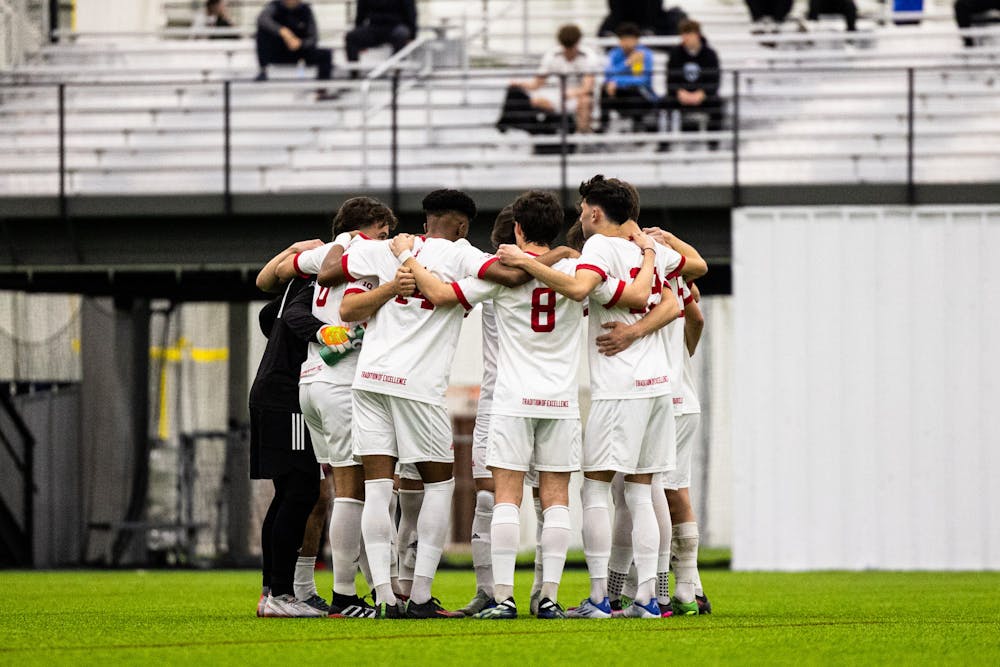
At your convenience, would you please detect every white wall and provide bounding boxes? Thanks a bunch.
[731,206,1000,570]
[73,0,163,32]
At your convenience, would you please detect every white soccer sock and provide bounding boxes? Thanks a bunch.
[361,478,396,606]
[651,480,672,605]
[471,490,495,596]
[330,498,363,596]
[609,475,633,602]
[673,522,700,604]
[540,505,571,603]
[581,477,612,603]
[358,532,374,590]
[389,490,399,586]
[531,497,544,596]
[623,482,659,605]
[396,488,424,597]
[409,478,454,605]
[490,502,519,602]
[622,562,638,600]
[293,556,317,601]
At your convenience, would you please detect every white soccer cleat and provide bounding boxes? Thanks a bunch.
[566,596,613,619]
[262,593,327,618]
[622,598,662,618]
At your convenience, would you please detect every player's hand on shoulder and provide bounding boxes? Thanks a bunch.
[496,243,529,267]
[390,233,415,257]
[555,245,581,260]
[643,227,674,246]
[595,321,638,356]
[393,266,416,297]
[631,230,655,252]
[290,238,324,254]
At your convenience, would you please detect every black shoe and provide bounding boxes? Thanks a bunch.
[404,597,463,619]
[609,598,623,612]
[696,593,712,615]
[329,592,377,618]
[374,601,405,619]
[315,88,343,102]
[254,70,267,82]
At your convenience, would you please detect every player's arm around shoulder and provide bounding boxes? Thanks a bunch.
[497,244,598,301]
[340,267,416,323]
[683,281,705,355]
[615,229,657,310]
[391,234,463,307]
[481,244,577,287]
[256,238,324,293]
[644,227,708,280]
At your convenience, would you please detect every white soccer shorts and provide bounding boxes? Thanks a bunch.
[471,407,492,479]
[352,389,454,465]
[583,395,676,475]
[395,462,422,481]
[486,415,582,473]
[662,413,700,490]
[299,382,355,467]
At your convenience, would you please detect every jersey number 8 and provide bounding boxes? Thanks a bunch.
[530,287,556,332]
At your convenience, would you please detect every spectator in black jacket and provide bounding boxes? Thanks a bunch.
[745,0,794,27]
[807,0,858,32]
[345,0,417,77]
[954,0,1000,46]
[255,0,332,81]
[664,20,723,148]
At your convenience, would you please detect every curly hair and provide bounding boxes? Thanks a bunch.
[578,175,637,225]
[421,189,478,223]
[332,196,398,236]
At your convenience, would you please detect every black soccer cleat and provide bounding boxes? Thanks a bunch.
[404,597,464,619]
[696,594,712,615]
[329,592,377,618]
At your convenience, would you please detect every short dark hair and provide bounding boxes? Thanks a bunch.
[206,0,222,8]
[678,19,701,35]
[556,24,582,49]
[578,175,636,225]
[512,190,563,246]
[422,189,477,223]
[490,205,516,250]
[565,219,585,252]
[615,22,641,38]
[332,196,398,236]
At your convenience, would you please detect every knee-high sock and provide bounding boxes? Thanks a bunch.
[623,481,659,605]
[330,498,363,596]
[490,502,520,602]
[388,490,399,586]
[293,556,318,601]
[608,474,633,602]
[396,488,423,597]
[581,477,612,603]
[471,490,495,596]
[672,522,700,603]
[361,479,395,605]
[539,505,571,603]
[531,497,544,596]
[651,479,672,605]
[409,478,455,605]
[358,531,373,591]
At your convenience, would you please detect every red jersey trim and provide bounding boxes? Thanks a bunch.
[478,256,500,279]
[683,294,695,305]
[292,253,311,280]
[603,279,626,309]
[578,264,607,281]
[666,255,687,280]
[358,232,371,240]
[341,254,356,281]
[452,282,473,310]
[344,288,367,296]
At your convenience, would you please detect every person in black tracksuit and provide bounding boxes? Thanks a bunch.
[597,0,688,37]
[664,19,723,148]
[255,0,332,80]
[954,0,1000,46]
[807,0,858,32]
[345,0,417,74]
[250,276,325,611]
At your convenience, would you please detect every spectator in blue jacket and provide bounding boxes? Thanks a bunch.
[599,23,658,133]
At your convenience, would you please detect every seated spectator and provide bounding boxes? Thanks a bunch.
[598,0,689,37]
[193,0,234,29]
[505,24,600,134]
[954,0,1000,47]
[664,20,722,148]
[345,0,417,77]
[807,0,858,32]
[599,23,658,133]
[745,0,794,28]
[255,0,332,81]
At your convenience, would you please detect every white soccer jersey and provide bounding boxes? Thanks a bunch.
[294,237,374,387]
[342,236,495,406]
[454,257,583,419]
[479,301,499,413]
[675,279,701,414]
[578,234,685,400]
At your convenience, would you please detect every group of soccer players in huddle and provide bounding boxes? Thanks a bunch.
[252,175,711,619]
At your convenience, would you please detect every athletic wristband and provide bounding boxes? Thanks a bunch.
[332,232,353,250]
[397,249,414,264]
[642,247,655,254]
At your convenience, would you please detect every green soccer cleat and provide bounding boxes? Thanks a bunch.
[671,597,699,616]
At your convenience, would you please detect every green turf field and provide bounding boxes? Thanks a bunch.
[2,569,998,665]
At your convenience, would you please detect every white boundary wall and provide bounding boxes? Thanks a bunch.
[731,206,1000,570]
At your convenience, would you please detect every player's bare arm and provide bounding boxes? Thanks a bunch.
[481,245,578,287]
[496,243,600,301]
[684,285,705,356]
[595,293,681,357]
[315,233,359,287]
[614,231,659,309]
[643,227,709,279]
[390,234,462,306]
[339,266,416,322]
[255,238,324,292]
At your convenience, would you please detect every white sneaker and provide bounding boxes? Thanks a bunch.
[623,598,662,618]
[263,593,326,618]
[256,590,269,617]
[566,596,613,618]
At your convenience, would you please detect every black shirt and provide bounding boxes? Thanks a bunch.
[257,0,320,50]
[248,279,324,412]
[355,0,417,34]
[667,40,721,98]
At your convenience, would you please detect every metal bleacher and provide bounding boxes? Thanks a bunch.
[1,0,999,200]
